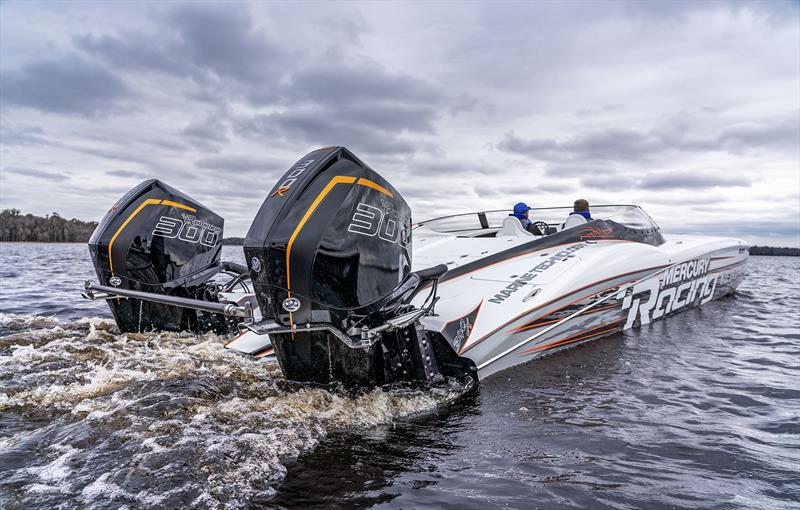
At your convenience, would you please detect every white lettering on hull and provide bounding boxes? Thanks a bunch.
[618,257,719,330]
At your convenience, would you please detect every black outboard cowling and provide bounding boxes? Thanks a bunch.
[88,179,239,334]
[245,147,412,325]
[244,147,454,387]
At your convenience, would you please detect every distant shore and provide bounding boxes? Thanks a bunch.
[747,246,800,256]
[2,239,797,256]
[1,209,797,255]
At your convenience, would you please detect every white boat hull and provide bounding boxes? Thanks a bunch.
[413,234,748,381]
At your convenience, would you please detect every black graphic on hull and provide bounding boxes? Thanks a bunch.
[441,302,482,353]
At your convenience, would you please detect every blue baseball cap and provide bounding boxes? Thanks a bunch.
[513,202,530,217]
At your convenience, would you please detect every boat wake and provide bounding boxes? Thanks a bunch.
[0,314,467,509]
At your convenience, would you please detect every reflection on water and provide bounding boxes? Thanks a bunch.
[0,244,798,509]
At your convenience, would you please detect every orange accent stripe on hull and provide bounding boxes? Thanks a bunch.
[533,325,622,353]
[255,348,274,358]
[224,331,246,349]
[108,199,198,275]
[521,319,625,354]
[709,259,748,274]
[511,302,621,333]
[461,263,667,355]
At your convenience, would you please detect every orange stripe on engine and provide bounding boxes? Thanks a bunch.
[161,200,197,212]
[108,198,161,275]
[357,177,393,197]
[108,198,197,275]
[283,175,394,336]
[285,175,357,292]
[285,175,357,335]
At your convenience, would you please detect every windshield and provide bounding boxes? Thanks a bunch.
[414,205,660,235]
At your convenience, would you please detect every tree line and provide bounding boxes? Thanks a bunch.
[749,246,799,256]
[0,209,798,255]
[0,209,98,242]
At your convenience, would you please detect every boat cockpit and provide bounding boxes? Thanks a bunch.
[414,205,661,239]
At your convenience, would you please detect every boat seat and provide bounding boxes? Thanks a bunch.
[498,216,535,238]
[561,214,587,231]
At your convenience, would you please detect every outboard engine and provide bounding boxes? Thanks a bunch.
[245,147,474,388]
[88,179,243,334]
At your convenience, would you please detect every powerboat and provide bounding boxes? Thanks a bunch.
[81,146,749,388]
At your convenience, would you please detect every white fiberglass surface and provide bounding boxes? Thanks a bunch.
[412,235,532,272]
[659,234,748,263]
[414,239,670,342]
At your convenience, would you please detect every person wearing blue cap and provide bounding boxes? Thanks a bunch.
[510,202,545,235]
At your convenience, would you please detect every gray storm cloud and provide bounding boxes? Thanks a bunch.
[0,0,797,246]
[3,167,71,182]
[2,57,128,115]
[498,113,800,163]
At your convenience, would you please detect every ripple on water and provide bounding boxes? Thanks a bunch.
[0,314,468,509]
[1,247,798,509]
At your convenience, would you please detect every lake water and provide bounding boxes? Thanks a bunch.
[0,243,798,509]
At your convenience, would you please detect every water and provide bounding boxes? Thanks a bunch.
[0,243,798,509]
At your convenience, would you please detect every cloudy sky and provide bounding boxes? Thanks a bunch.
[1,1,798,246]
